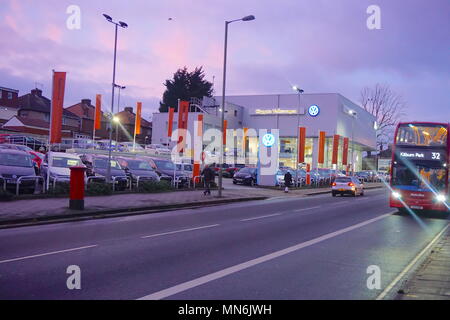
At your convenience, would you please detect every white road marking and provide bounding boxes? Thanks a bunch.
[141,224,220,239]
[294,206,322,212]
[376,223,450,300]
[138,211,394,300]
[0,245,98,264]
[240,213,282,222]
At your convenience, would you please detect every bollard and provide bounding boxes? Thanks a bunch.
[69,166,86,210]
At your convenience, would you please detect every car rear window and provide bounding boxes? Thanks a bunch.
[335,177,351,183]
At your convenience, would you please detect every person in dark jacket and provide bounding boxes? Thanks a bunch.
[284,171,293,193]
[201,164,215,195]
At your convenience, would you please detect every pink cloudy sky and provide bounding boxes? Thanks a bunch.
[0,0,449,122]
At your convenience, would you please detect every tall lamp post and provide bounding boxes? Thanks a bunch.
[114,84,126,150]
[350,110,357,175]
[103,14,128,182]
[218,14,255,198]
[292,86,304,187]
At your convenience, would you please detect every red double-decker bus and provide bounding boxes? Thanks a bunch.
[390,122,449,213]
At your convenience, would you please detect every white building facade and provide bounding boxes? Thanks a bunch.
[152,93,377,171]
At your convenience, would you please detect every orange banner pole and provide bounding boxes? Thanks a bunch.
[94,94,102,130]
[223,120,228,145]
[318,131,326,165]
[50,71,66,144]
[167,107,174,138]
[134,102,142,136]
[298,127,306,163]
[342,137,349,166]
[332,134,340,165]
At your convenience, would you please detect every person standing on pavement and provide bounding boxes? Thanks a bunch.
[201,164,215,195]
[284,170,292,193]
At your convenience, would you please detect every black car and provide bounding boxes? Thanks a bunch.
[148,158,189,187]
[79,154,128,190]
[0,149,39,194]
[116,157,159,186]
[232,167,258,186]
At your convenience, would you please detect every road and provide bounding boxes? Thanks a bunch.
[0,187,448,299]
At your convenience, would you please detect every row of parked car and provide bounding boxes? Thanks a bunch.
[0,134,173,156]
[0,145,195,195]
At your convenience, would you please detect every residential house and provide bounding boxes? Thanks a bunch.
[65,98,109,139]
[114,106,152,145]
[0,86,20,126]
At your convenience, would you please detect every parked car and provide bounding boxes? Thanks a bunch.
[0,144,45,170]
[176,163,194,176]
[116,157,159,186]
[0,149,39,194]
[233,167,258,186]
[79,154,128,190]
[96,140,124,152]
[41,152,84,185]
[2,135,47,151]
[145,144,171,156]
[146,157,189,187]
[119,142,145,152]
[331,176,364,197]
[223,164,246,178]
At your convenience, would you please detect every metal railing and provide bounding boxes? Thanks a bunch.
[112,175,129,192]
[85,176,106,190]
[192,175,202,189]
[16,176,44,196]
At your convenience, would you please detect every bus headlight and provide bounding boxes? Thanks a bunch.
[436,194,447,202]
[392,191,402,199]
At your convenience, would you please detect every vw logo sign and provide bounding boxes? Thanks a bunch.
[262,133,275,147]
[308,105,320,117]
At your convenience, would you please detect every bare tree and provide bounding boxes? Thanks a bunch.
[360,84,405,150]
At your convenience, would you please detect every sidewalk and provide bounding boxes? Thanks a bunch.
[397,227,450,300]
[0,181,385,226]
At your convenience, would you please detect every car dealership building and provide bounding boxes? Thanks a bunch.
[152,93,377,172]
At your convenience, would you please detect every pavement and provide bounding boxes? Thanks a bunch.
[0,179,384,225]
[396,226,450,300]
[0,187,448,300]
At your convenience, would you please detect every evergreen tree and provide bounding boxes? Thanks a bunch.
[159,66,213,112]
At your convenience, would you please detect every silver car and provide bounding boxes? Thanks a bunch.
[331,176,364,197]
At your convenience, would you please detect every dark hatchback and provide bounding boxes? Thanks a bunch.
[79,154,128,190]
[116,157,159,186]
[0,149,39,194]
[232,167,258,186]
[148,158,189,187]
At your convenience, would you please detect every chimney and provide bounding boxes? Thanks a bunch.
[124,107,133,113]
[81,99,91,106]
[31,88,42,97]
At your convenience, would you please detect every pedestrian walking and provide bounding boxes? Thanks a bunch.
[201,164,215,195]
[284,171,292,193]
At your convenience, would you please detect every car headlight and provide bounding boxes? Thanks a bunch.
[436,194,447,202]
[392,191,402,199]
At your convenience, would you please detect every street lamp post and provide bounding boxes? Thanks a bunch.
[218,14,255,198]
[114,84,126,150]
[293,86,304,187]
[103,14,128,182]
[350,110,357,175]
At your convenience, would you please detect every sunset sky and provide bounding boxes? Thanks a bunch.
[1,0,449,121]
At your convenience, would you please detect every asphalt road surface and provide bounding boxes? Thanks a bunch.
[0,188,448,300]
